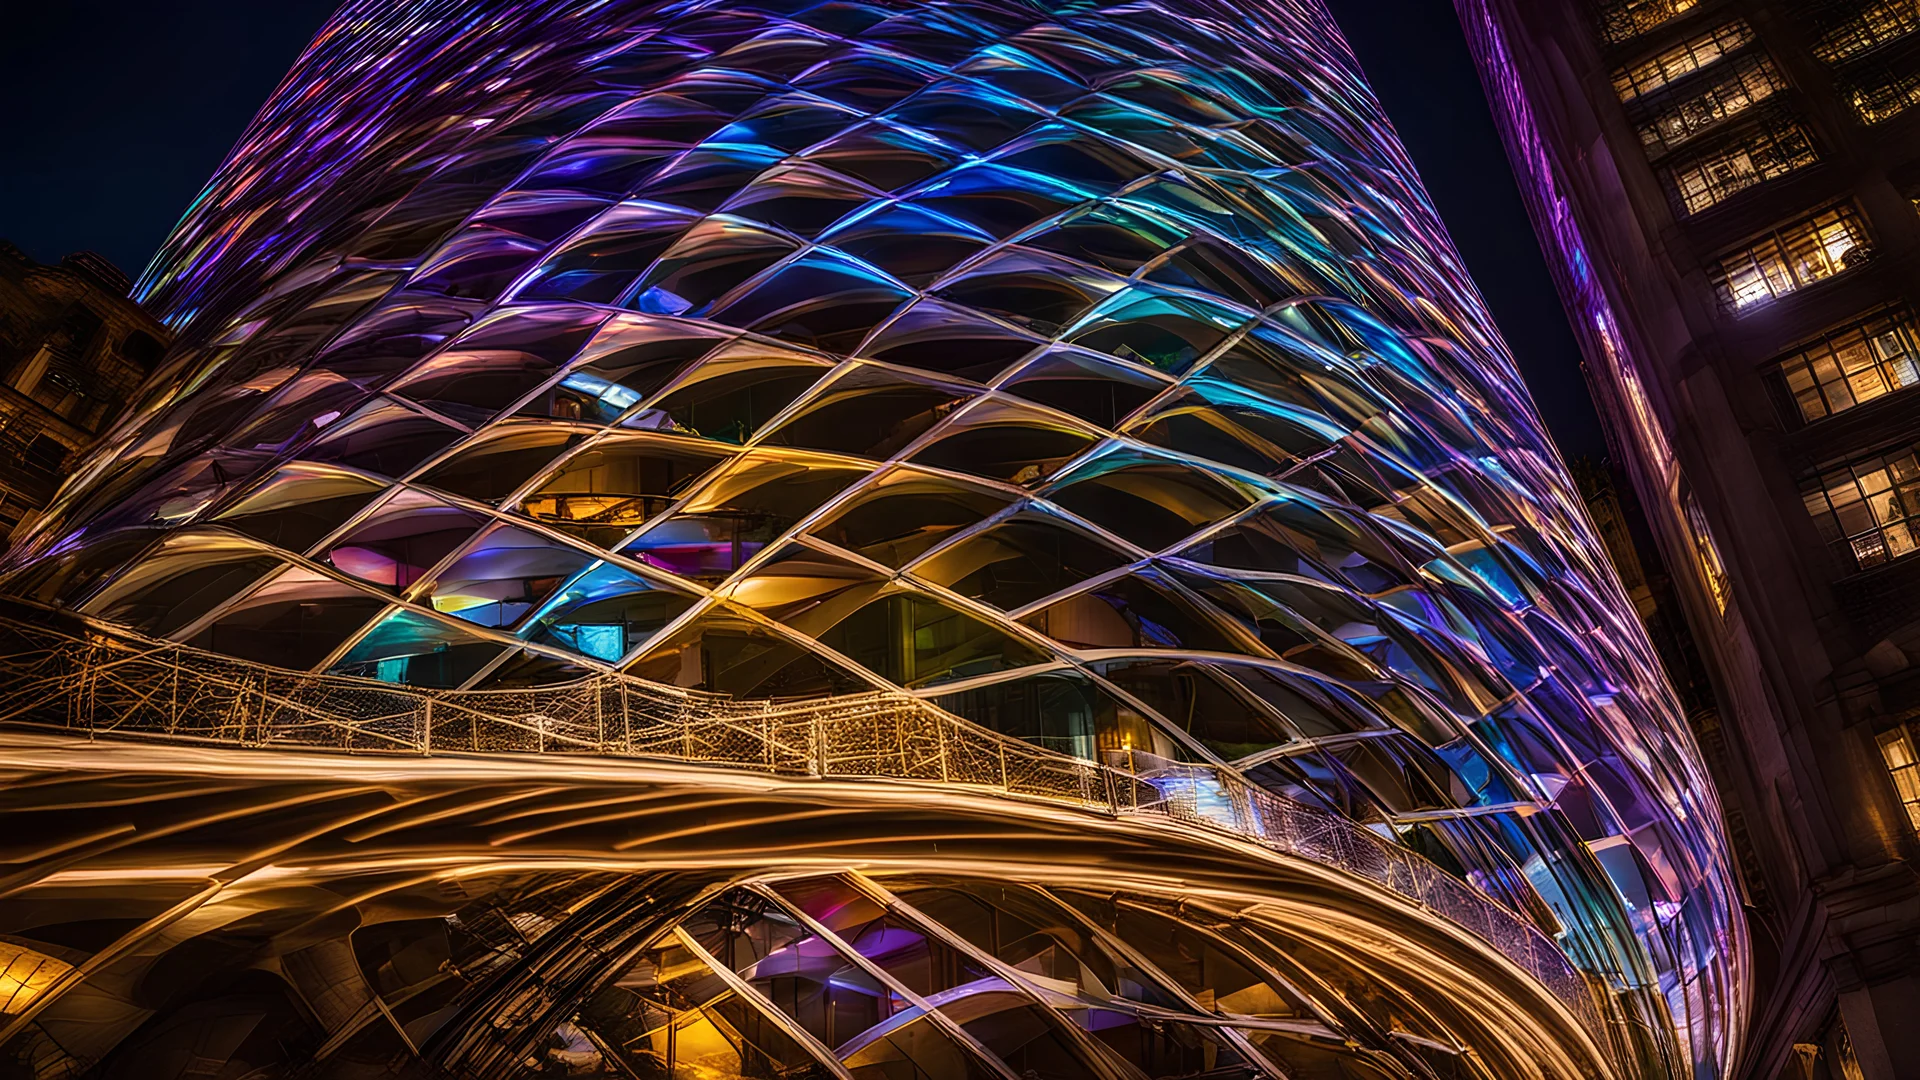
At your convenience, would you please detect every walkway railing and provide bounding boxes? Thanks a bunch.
[0,611,1602,1040]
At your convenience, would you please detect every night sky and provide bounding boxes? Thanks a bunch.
[1326,0,1606,461]
[1,3,341,279]
[0,0,1604,459]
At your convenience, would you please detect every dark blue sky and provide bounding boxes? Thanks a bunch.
[0,0,1603,459]
[0,2,341,278]
[1326,0,1605,461]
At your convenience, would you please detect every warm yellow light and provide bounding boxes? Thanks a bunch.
[0,943,73,1015]
[1876,728,1920,831]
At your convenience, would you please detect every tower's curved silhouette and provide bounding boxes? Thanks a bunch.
[0,1,1743,1077]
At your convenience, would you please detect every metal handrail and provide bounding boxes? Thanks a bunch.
[0,612,1603,1040]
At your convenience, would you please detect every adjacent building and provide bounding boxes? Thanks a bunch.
[0,244,165,540]
[1574,457,1721,729]
[1455,0,1920,1075]
[0,0,1745,1077]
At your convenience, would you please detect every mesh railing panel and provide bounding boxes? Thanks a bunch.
[0,611,1602,1039]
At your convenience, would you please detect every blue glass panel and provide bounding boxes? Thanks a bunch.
[424,524,598,629]
[522,562,696,662]
[329,608,505,688]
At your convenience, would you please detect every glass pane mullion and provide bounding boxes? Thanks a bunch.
[669,924,859,1079]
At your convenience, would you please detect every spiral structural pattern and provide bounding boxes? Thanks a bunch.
[1,0,1743,1077]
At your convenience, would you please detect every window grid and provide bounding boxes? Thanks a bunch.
[1876,727,1920,831]
[1801,446,1920,571]
[1664,112,1818,215]
[1837,60,1920,122]
[1600,0,1704,45]
[1707,204,1867,311]
[1614,21,1757,102]
[1776,307,1920,423]
[1635,54,1788,155]
[1812,0,1920,64]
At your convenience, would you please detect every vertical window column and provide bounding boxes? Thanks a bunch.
[1875,726,1920,831]
[1683,492,1732,613]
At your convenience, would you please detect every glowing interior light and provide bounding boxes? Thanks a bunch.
[0,944,72,1015]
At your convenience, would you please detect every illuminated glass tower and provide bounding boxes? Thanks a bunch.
[0,0,1743,1077]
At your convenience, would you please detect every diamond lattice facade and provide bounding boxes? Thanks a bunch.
[1,0,1743,1077]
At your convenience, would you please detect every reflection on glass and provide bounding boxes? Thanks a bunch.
[327,489,487,592]
[624,452,868,582]
[523,562,695,661]
[933,670,1148,761]
[1801,447,1920,570]
[810,470,1013,569]
[818,592,1052,688]
[682,888,1000,1079]
[212,464,386,554]
[913,509,1130,612]
[1050,891,1303,1021]
[185,565,387,670]
[330,607,503,687]
[581,938,837,1078]
[423,523,597,629]
[629,605,870,698]
[521,434,733,548]
[1709,205,1868,313]
[1776,307,1920,423]
[1044,448,1252,551]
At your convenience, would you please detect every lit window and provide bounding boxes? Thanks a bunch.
[1599,0,1702,45]
[1812,0,1920,64]
[1837,60,1920,123]
[1801,447,1920,571]
[1614,21,1757,102]
[1876,727,1920,831]
[1635,55,1788,155]
[1707,205,1869,311]
[1776,307,1920,423]
[1683,492,1731,613]
[1663,113,1818,215]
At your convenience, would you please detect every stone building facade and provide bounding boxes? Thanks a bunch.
[1455,0,1920,1075]
[0,244,167,539]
